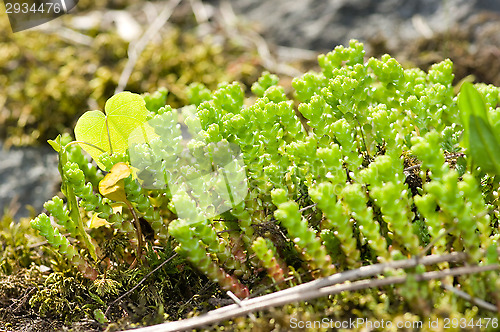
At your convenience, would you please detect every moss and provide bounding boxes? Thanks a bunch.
[0,13,262,146]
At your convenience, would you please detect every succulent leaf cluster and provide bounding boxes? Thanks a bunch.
[31,40,499,313]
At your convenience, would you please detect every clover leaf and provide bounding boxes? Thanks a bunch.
[74,92,150,170]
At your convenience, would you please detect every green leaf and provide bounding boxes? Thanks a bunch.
[459,82,488,142]
[93,308,109,324]
[56,146,98,261]
[144,87,168,113]
[458,82,500,175]
[47,134,62,152]
[455,156,467,177]
[74,92,150,170]
[467,115,500,174]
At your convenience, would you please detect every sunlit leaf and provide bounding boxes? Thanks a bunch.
[458,82,488,143]
[89,204,122,229]
[74,92,150,170]
[47,135,62,152]
[99,162,131,203]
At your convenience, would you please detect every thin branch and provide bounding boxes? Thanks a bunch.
[218,0,301,77]
[178,281,215,313]
[126,203,144,261]
[227,291,256,322]
[441,283,497,312]
[298,203,317,213]
[242,251,469,305]
[105,252,178,317]
[129,263,498,332]
[7,287,36,314]
[189,0,209,24]
[276,45,318,62]
[56,27,94,46]
[445,152,466,160]
[115,0,181,94]
[403,164,421,172]
[418,225,456,258]
[36,24,94,46]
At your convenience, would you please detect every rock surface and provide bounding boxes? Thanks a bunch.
[218,0,500,52]
[0,142,59,218]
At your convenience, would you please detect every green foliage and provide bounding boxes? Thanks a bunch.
[251,237,285,283]
[31,214,98,280]
[0,213,40,274]
[144,88,168,113]
[458,82,500,175]
[29,272,90,322]
[251,71,279,97]
[341,183,389,260]
[169,217,249,298]
[30,40,500,325]
[187,82,212,106]
[309,182,360,267]
[74,92,150,170]
[359,155,420,255]
[272,189,334,277]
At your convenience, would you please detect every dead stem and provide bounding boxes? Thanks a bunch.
[115,0,181,94]
[127,249,500,332]
[126,203,144,262]
[440,283,497,312]
[105,252,178,317]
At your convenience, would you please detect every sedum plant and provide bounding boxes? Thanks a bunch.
[31,40,499,322]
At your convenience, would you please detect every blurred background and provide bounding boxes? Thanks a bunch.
[1,0,499,218]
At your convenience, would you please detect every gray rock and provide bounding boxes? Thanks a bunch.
[211,0,499,52]
[0,142,60,219]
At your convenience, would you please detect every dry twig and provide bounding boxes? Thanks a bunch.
[105,252,178,316]
[218,0,302,77]
[125,250,499,332]
[189,0,209,24]
[115,0,181,94]
[440,283,497,312]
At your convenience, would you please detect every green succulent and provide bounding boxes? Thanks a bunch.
[30,40,500,325]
